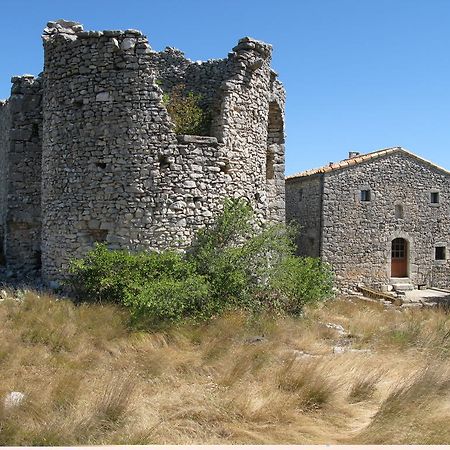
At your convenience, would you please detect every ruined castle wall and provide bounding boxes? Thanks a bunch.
[266,81,286,222]
[37,21,285,282]
[41,25,175,281]
[285,175,322,257]
[148,50,233,116]
[0,101,10,264]
[40,23,282,282]
[320,153,450,290]
[149,41,286,224]
[3,76,42,272]
[214,38,286,223]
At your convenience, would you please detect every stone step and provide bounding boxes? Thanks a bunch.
[392,283,414,291]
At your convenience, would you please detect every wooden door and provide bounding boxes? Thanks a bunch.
[391,238,408,277]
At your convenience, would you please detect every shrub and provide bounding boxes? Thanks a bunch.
[189,198,296,311]
[270,256,334,314]
[123,275,211,326]
[69,198,334,325]
[68,245,195,303]
[163,84,211,135]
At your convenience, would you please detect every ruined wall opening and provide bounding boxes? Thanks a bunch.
[89,229,108,244]
[33,250,42,270]
[96,162,107,170]
[267,101,284,146]
[32,123,40,138]
[266,101,284,182]
[220,162,231,175]
[159,155,170,170]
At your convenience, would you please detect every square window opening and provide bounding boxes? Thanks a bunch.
[431,192,440,204]
[435,246,446,261]
[360,190,371,202]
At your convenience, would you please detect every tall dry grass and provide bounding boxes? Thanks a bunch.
[0,290,449,444]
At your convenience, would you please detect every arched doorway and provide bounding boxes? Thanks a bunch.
[391,238,408,277]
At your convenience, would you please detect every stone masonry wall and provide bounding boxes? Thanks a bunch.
[39,20,285,282]
[147,39,286,222]
[0,100,9,265]
[285,175,322,257]
[215,38,286,223]
[321,152,450,290]
[147,49,233,128]
[1,76,42,273]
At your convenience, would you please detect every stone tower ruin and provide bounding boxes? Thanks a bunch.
[0,20,286,282]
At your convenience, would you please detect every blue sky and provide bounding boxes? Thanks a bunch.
[1,0,450,175]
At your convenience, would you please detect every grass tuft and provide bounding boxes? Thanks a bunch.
[0,290,449,444]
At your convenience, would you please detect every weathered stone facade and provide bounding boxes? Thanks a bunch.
[286,148,450,291]
[0,19,285,283]
[0,76,42,273]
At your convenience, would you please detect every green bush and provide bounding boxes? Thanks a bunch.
[163,84,211,135]
[69,199,334,325]
[270,256,334,314]
[68,245,195,303]
[123,275,211,326]
[189,198,296,310]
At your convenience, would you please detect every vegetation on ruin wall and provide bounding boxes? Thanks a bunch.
[68,199,333,326]
[162,84,211,136]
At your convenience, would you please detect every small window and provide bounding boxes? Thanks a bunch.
[96,162,107,169]
[220,162,231,174]
[435,246,446,260]
[431,192,440,204]
[395,204,404,219]
[360,190,371,202]
[298,188,303,202]
[159,155,170,170]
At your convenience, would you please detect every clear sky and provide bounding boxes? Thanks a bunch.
[1,0,450,175]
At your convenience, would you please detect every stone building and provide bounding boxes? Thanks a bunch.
[286,147,450,291]
[0,19,285,283]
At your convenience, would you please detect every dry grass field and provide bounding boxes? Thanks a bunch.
[0,290,449,445]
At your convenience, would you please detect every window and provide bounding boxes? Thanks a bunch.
[298,188,303,202]
[159,155,170,170]
[435,246,446,261]
[395,204,404,219]
[360,190,371,202]
[392,238,406,259]
[220,162,231,174]
[431,192,440,204]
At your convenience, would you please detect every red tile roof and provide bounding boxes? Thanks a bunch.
[286,147,450,180]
